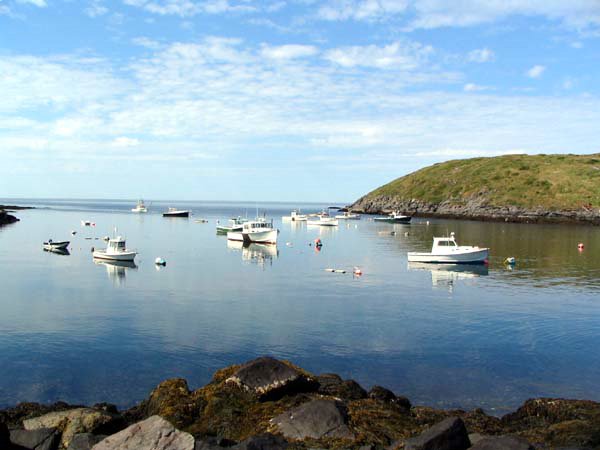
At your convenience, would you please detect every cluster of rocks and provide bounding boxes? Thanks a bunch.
[2,357,599,449]
[0,210,20,226]
[350,195,600,225]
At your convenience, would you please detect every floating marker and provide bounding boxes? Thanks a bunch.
[578,243,584,251]
[353,267,362,276]
[504,257,516,265]
[155,257,167,266]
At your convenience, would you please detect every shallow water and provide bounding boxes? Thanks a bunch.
[0,199,599,415]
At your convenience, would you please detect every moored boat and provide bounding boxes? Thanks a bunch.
[373,211,411,223]
[335,211,361,220]
[43,240,70,251]
[217,216,248,234]
[131,199,148,213]
[282,210,308,221]
[228,218,278,244]
[307,216,339,226]
[92,235,137,262]
[162,208,190,217]
[407,233,489,264]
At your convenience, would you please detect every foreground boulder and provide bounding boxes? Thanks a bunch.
[23,407,118,448]
[67,433,107,450]
[270,399,354,440]
[470,435,534,450]
[368,386,411,411]
[93,415,194,450]
[1,422,9,447]
[226,357,317,400]
[9,427,60,450]
[404,417,470,450]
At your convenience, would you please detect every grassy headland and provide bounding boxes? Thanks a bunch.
[351,153,600,224]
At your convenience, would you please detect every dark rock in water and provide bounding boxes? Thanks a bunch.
[9,427,60,450]
[226,357,317,401]
[470,435,534,450]
[316,373,367,401]
[271,399,354,440]
[67,432,107,450]
[232,433,288,449]
[368,386,411,411]
[0,210,19,226]
[404,417,470,450]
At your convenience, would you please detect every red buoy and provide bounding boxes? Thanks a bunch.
[578,243,584,251]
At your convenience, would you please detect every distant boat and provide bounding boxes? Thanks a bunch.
[307,216,339,227]
[131,200,148,213]
[216,217,248,234]
[282,210,308,222]
[373,211,411,223]
[162,208,190,217]
[81,220,95,226]
[227,218,278,244]
[407,233,489,264]
[92,235,137,262]
[335,211,361,220]
[43,240,70,251]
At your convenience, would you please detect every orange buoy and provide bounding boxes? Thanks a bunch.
[314,238,322,246]
[353,267,362,276]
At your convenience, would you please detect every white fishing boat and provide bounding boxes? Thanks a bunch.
[92,234,137,262]
[216,216,248,234]
[131,199,148,213]
[335,211,361,220]
[162,208,189,217]
[307,216,339,227]
[282,210,308,221]
[407,233,489,264]
[227,218,278,244]
[373,211,411,223]
[42,240,70,251]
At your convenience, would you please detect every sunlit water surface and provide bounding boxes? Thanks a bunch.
[1,199,599,415]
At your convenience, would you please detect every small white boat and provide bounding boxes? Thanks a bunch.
[162,208,189,217]
[131,199,148,213]
[373,211,411,223]
[92,235,137,262]
[335,211,361,220]
[227,218,278,244]
[43,240,70,251]
[216,217,248,234]
[282,210,308,222]
[307,216,339,227]
[81,220,95,226]
[407,233,489,264]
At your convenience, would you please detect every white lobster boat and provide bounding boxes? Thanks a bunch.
[131,199,148,213]
[282,210,308,222]
[92,235,137,262]
[374,211,411,223]
[307,216,339,227]
[227,218,278,244]
[407,233,489,264]
[43,240,70,251]
[335,211,361,220]
[162,208,190,217]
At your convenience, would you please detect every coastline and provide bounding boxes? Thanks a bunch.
[1,357,598,449]
[350,196,600,226]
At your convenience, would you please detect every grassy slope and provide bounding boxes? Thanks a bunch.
[364,154,600,210]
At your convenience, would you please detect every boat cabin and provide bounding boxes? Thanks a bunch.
[433,237,457,248]
[243,219,273,231]
[108,237,127,252]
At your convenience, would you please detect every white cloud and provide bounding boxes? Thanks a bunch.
[261,44,318,60]
[16,0,46,7]
[318,0,408,21]
[463,83,489,92]
[323,41,433,69]
[85,1,109,17]
[122,0,258,17]
[112,136,141,147]
[526,65,546,78]
[131,36,163,49]
[468,48,495,63]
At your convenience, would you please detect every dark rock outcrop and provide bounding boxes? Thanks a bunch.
[270,399,354,440]
[470,435,534,450]
[316,373,368,401]
[232,433,289,449]
[404,417,470,450]
[9,427,60,450]
[1,421,10,447]
[368,386,411,411]
[0,210,19,226]
[225,356,318,401]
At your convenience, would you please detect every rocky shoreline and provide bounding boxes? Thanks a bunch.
[1,357,598,449]
[350,196,600,226]
[0,210,20,226]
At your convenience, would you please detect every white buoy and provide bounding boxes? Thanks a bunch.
[504,257,516,265]
[426,221,430,225]
[155,257,166,266]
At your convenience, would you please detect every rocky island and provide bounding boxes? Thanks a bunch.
[0,210,20,226]
[1,357,598,449]
[350,154,600,225]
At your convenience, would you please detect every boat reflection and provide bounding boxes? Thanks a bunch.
[227,240,278,267]
[408,262,488,291]
[93,258,137,286]
[43,248,70,256]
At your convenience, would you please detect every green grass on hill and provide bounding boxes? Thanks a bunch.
[365,153,600,210]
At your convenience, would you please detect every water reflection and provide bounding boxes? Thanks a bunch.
[227,240,278,267]
[43,248,70,256]
[93,259,137,286]
[408,262,489,291]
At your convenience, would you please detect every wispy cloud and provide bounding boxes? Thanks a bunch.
[526,64,546,78]
[261,44,318,60]
[323,41,433,69]
[467,48,495,63]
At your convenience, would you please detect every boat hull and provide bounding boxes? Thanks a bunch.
[407,248,489,264]
[374,217,411,223]
[43,241,69,250]
[243,229,278,244]
[227,231,244,241]
[92,250,137,262]
[218,225,243,234]
[132,208,147,213]
[307,219,339,226]
[163,211,189,217]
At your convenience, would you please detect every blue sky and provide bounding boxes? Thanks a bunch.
[1,0,599,202]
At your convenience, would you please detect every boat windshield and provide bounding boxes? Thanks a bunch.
[436,239,457,247]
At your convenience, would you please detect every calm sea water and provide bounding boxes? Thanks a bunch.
[1,199,599,415]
